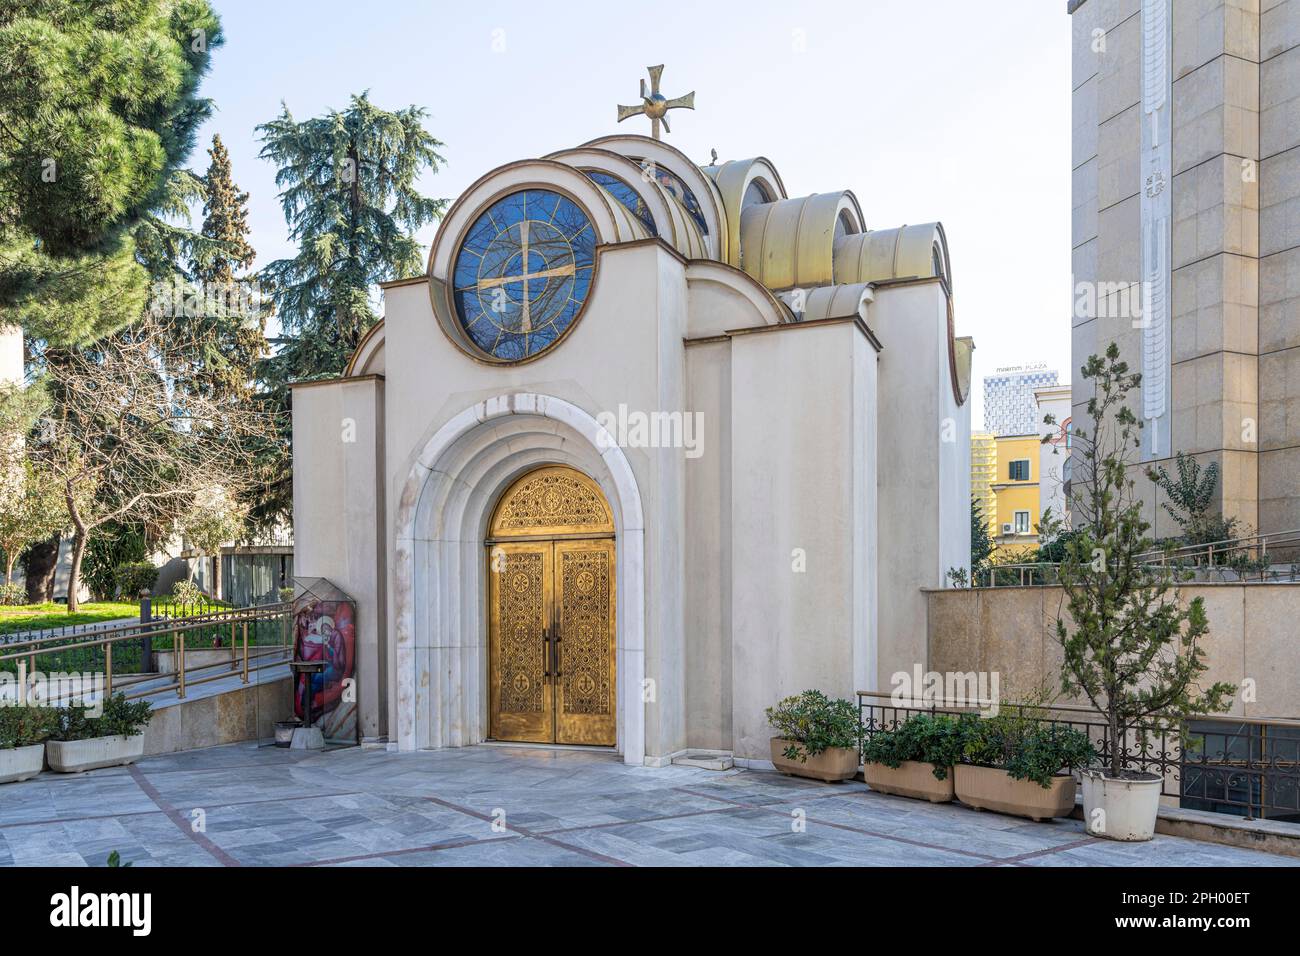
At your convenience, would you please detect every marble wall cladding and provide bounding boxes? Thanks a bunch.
[1172,253,1260,362]
[1073,158,1101,252]
[1258,346,1300,449]
[1074,76,1101,166]
[140,677,294,756]
[1261,44,1300,157]
[1173,0,1262,80]
[1172,54,1260,176]
[1173,154,1261,269]
[1171,351,1259,454]
[1098,104,1141,209]
[1261,0,1299,60]
[1261,0,1298,431]
[1220,448,1262,529]
[1098,11,1143,123]
[1259,446,1300,530]
[1097,192,1142,283]
[1072,239,1100,315]
[1261,247,1300,351]
[1260,146,1300,256]
[927,582,1300,721]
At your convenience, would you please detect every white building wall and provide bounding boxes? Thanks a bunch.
[728,320,876,760]
[874,280,972,690]
[291,376,387,740]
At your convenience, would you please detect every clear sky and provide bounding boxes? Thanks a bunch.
[196,0,1073,425]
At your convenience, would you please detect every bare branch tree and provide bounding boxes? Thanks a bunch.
[32,318,280,611]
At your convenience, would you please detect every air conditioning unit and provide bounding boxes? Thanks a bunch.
[1001,523,1013,535]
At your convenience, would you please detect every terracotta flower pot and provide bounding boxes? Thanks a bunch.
[954,764,1077,821]
[769,738,859,782]
[862,759,954,802]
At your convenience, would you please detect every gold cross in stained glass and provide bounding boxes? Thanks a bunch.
[475,221,574,334]
[617,65,695,141]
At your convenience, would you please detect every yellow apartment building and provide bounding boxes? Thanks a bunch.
[991,434,1041,559]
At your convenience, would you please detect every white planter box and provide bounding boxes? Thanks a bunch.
[46,734,145,773]
[0,744,45,784]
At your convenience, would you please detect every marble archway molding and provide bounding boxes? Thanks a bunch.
[392,393,646,765]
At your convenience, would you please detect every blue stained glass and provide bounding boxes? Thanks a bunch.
[584,170,657,236]
[631,159,708,235]
[452,189,597,360]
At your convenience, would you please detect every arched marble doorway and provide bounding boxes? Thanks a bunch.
[486,465,616,746]
[392,393,645,764]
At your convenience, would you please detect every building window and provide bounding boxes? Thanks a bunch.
[1014,511,1032,535]
[1009,459,1030,481]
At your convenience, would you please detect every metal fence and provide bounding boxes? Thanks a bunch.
[971,528,1300,588]
[0,602,294,704]
[857,691,1300,822]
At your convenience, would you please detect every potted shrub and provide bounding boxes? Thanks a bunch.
[861,712,966,802]
[47,693,153,773]
[765,690,861,782]
[955,712,1095,821]
[0,707,59,783]
[1041,346,1236,841]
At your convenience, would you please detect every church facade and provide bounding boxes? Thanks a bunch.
[291,131,973,765]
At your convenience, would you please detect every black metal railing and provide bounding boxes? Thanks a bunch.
[970,528,1300,588]
[857,691,1300,823]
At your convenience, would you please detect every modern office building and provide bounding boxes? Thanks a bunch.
[1069,0,1300,536]
[983,365,1060,437]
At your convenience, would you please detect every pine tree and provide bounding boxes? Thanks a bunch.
[257,93,447,361]
[1040,345,1235,777]
[0,0,224,344]
[251,93,446,524]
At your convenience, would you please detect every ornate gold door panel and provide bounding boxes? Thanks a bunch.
[554,539,616,746]
[488,543,553,743]
[486,466,616,746]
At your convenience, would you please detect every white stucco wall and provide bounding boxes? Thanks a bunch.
[727,320,879,759]
[291,376,387,740]
[873,280,972,690]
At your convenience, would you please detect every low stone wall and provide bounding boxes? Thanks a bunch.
[925,584,1300,719]
[142,676,294,756]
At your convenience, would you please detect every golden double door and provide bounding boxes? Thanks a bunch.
[487,467,616,746]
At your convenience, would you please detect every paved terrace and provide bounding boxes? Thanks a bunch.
[0,744,1295,867]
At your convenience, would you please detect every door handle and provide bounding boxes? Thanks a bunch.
[542,625,551,678]
[552,612,562,679]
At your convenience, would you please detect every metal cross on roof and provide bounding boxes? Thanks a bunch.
[616,65,695,140]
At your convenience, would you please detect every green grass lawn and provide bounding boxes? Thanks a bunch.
[0,601,140,637]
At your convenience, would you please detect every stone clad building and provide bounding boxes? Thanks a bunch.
[1069,0,1300,535]
[291,131,973,764]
